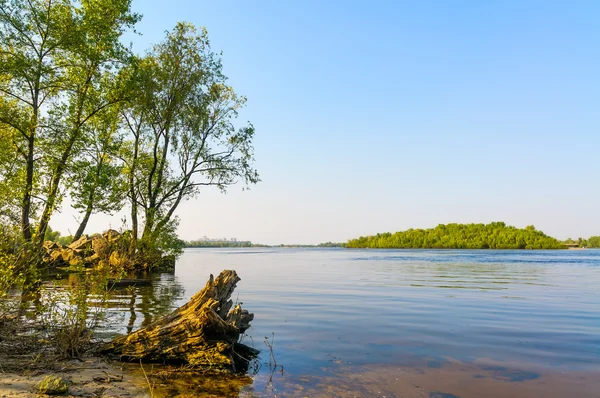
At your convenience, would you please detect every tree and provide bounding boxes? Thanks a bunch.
[67,105,126,241]
[0,124,23,225]
[0,0,138,246]
[587,236,600,248]
[123,23,259,258]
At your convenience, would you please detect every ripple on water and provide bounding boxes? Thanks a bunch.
[44,248,600,397]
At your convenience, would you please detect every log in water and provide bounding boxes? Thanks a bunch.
[99,270,258,372]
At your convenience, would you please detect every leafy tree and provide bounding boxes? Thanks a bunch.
[0,124,23,224]
[0,4,259,271]
[122,23,259,257]
[67,105,126,241]
[0,0,138,246]
[587,236,600,248]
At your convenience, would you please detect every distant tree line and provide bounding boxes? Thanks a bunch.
[316,242,345,248]
[185,239,255,248]
[562,236,600,248]
[346,222,565,249]
[587,237,600,248]
[184,239,346,248]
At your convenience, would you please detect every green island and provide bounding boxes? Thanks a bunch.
[345,222,598,250]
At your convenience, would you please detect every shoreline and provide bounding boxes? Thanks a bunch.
[0,356,148,398]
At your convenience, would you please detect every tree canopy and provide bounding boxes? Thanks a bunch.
[0,1,258,270]
[346,222,565,250]
[586,236,600,248]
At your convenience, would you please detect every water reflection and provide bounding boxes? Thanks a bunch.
[263,357,600,398]
[39,248,600,397]
[171,248,600,395]
[48,271,185,337]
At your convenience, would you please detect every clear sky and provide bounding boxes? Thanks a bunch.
[52,0,600,245]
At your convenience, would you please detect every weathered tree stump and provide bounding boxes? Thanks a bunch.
[99,270,258,372]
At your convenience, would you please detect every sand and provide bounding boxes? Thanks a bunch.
[0,356,149,398]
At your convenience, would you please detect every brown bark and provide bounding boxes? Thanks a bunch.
[73,191,94,242]
[99,270,257,372]
[73,158,104,241]
[21,134,34,242]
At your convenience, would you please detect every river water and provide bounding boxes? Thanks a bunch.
[93,248,600,397]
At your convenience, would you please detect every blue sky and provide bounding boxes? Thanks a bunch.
[53,0,600,244]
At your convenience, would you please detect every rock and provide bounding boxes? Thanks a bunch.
[103,229,122,243]
[68,235,91,251]
[43,240,59,251]
[38,375,69,395]
[109,250,128,268]
[61,248,77,263]
[69,256,83,267]
[91,237,110,257]
[50,250,64,263]
[45,230,131,269]
[84,253,100,264]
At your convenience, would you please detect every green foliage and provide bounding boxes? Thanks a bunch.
[0,0,261,370]
[44,225,61,242]
[0,2,258,270]
[0,125,23,225]
[0,224,46,309]
[151,217,185,258]
[0,225,22,303]
[317,242,345,248]
[136,218,185,268]
[67,104,127,240]
[0,0,139,244]
[586,236,600,248]
[57,235,73,246]
[121,22,258,259]
[346,222,565,250]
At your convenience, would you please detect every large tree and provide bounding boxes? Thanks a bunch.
[67,104,126,241]
[0,0,138,246]
[123,23,259,258]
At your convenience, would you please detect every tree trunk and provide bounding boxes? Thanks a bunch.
[73,202,93,242]
[73,182,97,241]
[21,135,34,242]
[141,207,155,241]
[36,126,82,247]
[127,123,140,252]
[99,270,257,372]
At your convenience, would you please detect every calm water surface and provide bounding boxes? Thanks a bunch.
[98,248,600,397]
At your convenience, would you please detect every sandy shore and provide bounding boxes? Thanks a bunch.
[0,357,148,398]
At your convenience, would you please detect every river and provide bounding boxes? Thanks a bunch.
[89,248,600,397]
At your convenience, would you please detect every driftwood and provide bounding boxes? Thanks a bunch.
[99,270,258,372]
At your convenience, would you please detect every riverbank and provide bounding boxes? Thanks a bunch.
[0,357,147,397]
[0,314,148,397]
